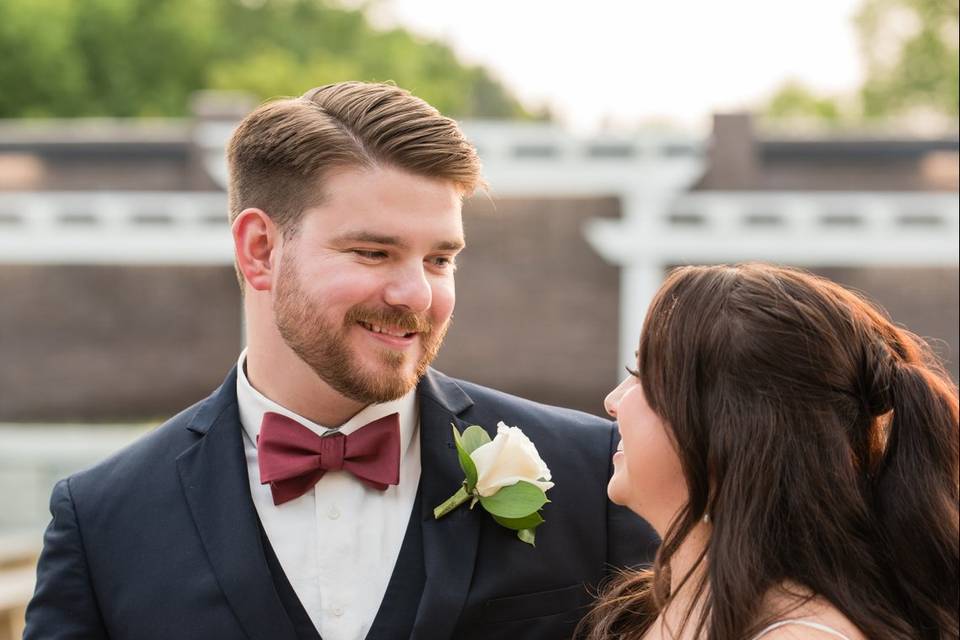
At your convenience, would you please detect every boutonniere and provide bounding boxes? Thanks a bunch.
[433,421,553,546]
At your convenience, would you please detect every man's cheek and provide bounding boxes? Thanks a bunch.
[433,282,456,320]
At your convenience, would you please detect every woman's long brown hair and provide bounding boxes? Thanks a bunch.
[579,264,959,639]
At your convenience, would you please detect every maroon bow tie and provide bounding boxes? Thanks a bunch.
[257,411,401,506]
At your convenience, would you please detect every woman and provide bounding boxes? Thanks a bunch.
[580,264,959,639]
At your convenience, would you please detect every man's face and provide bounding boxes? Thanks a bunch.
[273,166,464,405]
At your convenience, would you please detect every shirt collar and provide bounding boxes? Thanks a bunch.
[235,349,418,458]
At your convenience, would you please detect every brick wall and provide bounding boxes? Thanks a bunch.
[0,265,242,421]
[433,196,623,416]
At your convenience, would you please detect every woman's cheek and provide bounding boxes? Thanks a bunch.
[607,452,632,506]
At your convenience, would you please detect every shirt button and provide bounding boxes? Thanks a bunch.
[328,506,340,520]
[332,606,344,617]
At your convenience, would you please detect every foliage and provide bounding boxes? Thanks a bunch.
[766,82,842,122]
[764,0,959,122]
[856,0,959,118]
[0,0,533,119]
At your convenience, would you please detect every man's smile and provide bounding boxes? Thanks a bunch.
[357,320,417,338]
[356,320,419,348]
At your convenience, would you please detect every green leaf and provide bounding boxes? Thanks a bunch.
[478,481,548,519]
[460,425,492,454]
[452,425,477,492]
[517,528,536,546]
[492,512,544,531]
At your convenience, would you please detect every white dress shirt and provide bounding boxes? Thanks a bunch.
[235,350,421,640]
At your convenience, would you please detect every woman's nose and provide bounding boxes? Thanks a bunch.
[604,380,627,418]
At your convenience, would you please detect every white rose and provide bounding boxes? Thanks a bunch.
[470,422,554,498]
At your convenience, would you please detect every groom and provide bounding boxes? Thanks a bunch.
[25,82,657,640]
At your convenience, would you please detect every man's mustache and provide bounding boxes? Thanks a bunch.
[344,306,434,334]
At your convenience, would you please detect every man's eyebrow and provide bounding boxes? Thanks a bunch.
[333,231,465,252]
[333,231,406,247]
[435,239,466,251]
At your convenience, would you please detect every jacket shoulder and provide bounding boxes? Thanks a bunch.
[452,377,611,426]
[66,397,208,501]
[445,376,616,456]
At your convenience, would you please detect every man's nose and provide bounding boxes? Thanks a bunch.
[383,262,432,313]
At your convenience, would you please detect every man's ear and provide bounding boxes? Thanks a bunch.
[232,208,277,292]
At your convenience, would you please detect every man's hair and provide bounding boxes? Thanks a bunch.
[226,81,482,257]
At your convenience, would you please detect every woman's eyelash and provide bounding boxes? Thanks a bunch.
[625,366,640,378]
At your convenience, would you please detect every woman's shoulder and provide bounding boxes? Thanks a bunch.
[755,586,865,640]
[754,620,857,640]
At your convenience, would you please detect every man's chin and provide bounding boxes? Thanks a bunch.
[332,330,441,403]
[341,360,422,403]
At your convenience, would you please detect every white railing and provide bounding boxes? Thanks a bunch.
[587,190,960,266]
[0,192,231,264]
[583,189,960,374]
[2,189,955,267]
[460,122,705,197]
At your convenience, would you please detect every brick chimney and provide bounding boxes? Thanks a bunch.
[697,113,759,190]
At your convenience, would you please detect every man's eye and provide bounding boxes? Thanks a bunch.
[353,249,387,259]
[429,256,457,269]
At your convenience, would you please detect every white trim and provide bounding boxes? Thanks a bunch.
[0,191,231,265]
[584,189,959,373]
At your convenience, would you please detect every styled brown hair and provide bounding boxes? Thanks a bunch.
[581,263,959,639]
[226,81,483,285]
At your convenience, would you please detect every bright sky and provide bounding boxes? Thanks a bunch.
[371,0,865,132]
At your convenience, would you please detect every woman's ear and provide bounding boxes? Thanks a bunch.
[232,208,277,292]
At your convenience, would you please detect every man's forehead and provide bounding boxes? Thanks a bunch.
[300,166,465,244]
[320,165,463,202]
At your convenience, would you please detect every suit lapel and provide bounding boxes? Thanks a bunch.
[176,368,299,640]
[410,370,483,640]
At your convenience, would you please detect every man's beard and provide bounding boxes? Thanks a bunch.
[273,256,449,405]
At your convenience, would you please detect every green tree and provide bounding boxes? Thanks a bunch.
[766,81,842,122]
[763,0,958,122]
[857,0,959,118]
[0,0,533,119]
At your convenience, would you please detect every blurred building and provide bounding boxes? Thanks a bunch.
[0,105,957,423]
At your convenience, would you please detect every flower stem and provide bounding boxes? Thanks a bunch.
[433,485,471,519]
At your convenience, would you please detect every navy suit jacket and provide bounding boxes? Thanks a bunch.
[24,367,658,639]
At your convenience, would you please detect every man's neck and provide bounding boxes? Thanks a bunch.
[244,345,366,428]
[242,295,369,426]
